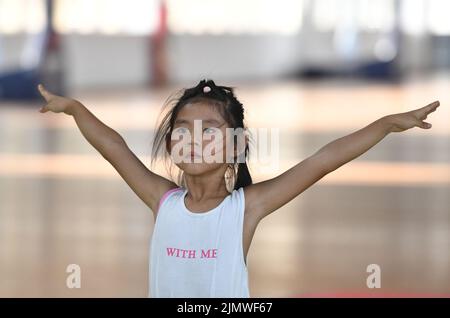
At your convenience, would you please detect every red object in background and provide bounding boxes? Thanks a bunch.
[151,0,168,87]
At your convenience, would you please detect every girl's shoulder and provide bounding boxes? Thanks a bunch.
[157,186,185,212]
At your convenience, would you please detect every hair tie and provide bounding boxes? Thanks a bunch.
[203,86,211,93]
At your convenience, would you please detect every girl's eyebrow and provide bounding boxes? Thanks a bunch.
[174,118,224,125]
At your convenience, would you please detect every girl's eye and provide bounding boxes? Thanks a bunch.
[203,127,217,134]
[176,127,188,133]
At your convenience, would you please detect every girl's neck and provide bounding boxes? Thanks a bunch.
[184,175,229,201]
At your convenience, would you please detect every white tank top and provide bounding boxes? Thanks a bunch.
[149,186,250,298]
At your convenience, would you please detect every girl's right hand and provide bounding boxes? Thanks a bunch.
[386,100,440,133]
[37,84,80,115]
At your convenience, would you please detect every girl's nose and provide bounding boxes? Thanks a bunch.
[188,140,202,152]
[191,131,203,145]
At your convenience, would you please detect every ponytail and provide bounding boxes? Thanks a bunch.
[234,162,252,190]
[233,130,252,190]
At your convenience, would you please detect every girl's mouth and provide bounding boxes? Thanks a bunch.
[189,152,201,159]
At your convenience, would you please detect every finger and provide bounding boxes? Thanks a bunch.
[38,104,48,113]
[419,121,432,129]
[37,84,52,101]
[424,101,440,114]
[413,101,439,120]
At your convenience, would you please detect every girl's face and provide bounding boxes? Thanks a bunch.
[169,102,232,176]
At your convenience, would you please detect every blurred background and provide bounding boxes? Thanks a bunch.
[0,0,449,297]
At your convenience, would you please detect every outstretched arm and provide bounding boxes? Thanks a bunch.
[37,84,176,217]
[244,101,441,223]
[312,100,440,173]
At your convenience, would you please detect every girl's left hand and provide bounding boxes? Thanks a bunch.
[387,100,440,133]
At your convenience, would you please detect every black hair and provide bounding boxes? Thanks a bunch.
[151,79,252,191]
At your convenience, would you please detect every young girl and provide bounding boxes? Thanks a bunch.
[37,79,440,298]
